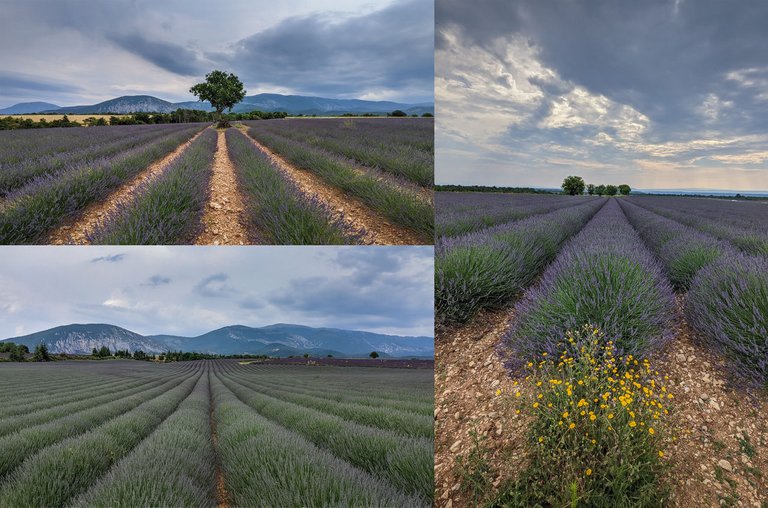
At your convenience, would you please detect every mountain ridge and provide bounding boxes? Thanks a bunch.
[1,323,434,357]
[1,93,433,116]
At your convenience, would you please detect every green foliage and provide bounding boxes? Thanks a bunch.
[9,344,27,362]
[494,327,670,507]
[390,109,407,117]
[618,184,631,195]
[595,184,607,196]
[370,351,379,359]
[32,344,51,362]
[454,428,492,506]
[587,183,595,196]
[189,70,246,125]
[606,184,618,196]
[562,175,586,195]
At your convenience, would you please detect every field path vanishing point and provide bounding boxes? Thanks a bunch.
[47,128,208,245]
[238,125,425,245]
[195,129,250,245]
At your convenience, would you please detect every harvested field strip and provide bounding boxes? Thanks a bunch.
[253,123,433,187]
[218,372,434,501]
[238,127,422,245]
[195,129,249,246]
[245,127,433,242]
[91,128,217,244]
[0,125,204,244]
[69,374,216,508]
[226,128,351,245]
[0,372,200,508]
[224,372,433,438]
[210,370,425,507]
[0,366,199,479]
[436,198,606,325]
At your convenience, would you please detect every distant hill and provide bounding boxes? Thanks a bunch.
[43,95,176,115]
[1,323,434,357]
[0,102,61,114]
[0,93,434,116]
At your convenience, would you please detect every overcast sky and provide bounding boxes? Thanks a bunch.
[0,247,434,339]
[436,0,768,191]
[0,0,434,107]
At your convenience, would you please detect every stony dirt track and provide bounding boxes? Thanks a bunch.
[435,305,767,507]
[195,129,250,245]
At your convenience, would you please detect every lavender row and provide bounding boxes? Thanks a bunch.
[686,253,768,388]
[91,128,217,244]
[436,192,597,237]
[618,199,736,289]
[435,198,606,325]
[0,124,202,197]
[0,125,203,244]
[627,196,768,256]
[248,119,433,187]
[226,129,353,244]
[505,199,675,363]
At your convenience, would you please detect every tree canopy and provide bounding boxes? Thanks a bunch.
[562,175,586,195]
[189,70,246,127]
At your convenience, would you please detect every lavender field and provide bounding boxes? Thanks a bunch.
[0,118,434,245]
[436,192,767,505]
[0,359,434,507]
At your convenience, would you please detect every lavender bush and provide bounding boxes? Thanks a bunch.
[435,199,605,325]
[226,129,353,244]
[91,128,217,244]
[618,199,733,289]
[436,192,597,238]
[627,196,768,256]
[685,252,768,387]
[0,125,203,244]
[506,200,675,362]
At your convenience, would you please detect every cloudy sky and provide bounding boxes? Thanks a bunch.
[0,0,433,107]
[0,247,434,339]
[436,0,768,191]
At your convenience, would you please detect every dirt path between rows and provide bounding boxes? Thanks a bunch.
[208,371,230,508]
[194,130,250,245]
[238,126,425,245]
[435,304,767,507]
[48,129,207,245]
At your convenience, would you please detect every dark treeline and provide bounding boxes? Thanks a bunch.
[435,184,558,194]
[0,109,289,130]
[0,108,432,130]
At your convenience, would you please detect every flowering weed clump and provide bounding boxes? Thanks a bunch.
[495,326,672,506]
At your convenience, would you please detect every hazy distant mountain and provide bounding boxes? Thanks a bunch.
[0,102,60,114]
[176,93,434,115]
[1,93,433,116]
[4,324,167,355]
[43,95,176,114]
[2,323,434,357]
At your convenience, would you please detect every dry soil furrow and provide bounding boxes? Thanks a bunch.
[239,127,424,245]
[195,129,251,245]
[208,370,230,508]
[48,128,208,245]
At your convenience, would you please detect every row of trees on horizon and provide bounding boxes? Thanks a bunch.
[562,176,631,196]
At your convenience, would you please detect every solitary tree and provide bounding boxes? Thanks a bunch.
[606,184,618,196]
[369,351,379,359]
[618,184,631,196]
[586,183,595,196]
[562,175,586,196]
[189,70,246,128]
[33,343,51,362]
